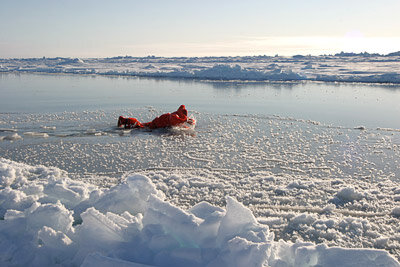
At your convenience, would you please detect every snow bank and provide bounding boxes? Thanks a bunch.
[0,158,399,267]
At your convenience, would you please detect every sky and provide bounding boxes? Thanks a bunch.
[1,0,399,58]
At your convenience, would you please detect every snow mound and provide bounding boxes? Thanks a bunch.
[335,187,364,203]
[0,158,398,267]
[56,58,85,65]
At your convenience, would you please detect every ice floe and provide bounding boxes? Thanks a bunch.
[23,132,49,138]
[0,133,22,141]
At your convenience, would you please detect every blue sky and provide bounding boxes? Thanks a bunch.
[1,0,399,58]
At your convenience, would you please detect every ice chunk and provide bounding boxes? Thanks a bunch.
[0,162,17,187]
[144,195,203,248]
[42,179,91,208]
[27,201,74,233]
[78,207,126,242]
[33,226,76,266]
[189,201,225,219]
[294,244,399,267]
[2,133,22,141]
[216,196,273,245]
[208,237,271,267]
[0,187,37,217]
[0,157,65,189]
[92,174,164,215]
[335,187,364,202]
[81,252,154,267]
[0,158,399,266]
[189,201,226,246]
[38,225,73,247]
[23,132,49,138]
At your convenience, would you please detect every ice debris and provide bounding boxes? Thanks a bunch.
[0,158,399,266]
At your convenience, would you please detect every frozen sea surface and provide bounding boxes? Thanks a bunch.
[1,53,400,83]
[1,159,399,266]
[1,73,400,266]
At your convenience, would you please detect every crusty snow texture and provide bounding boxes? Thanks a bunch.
[0,158,399,267]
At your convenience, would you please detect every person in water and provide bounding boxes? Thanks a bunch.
[118,105,194,129]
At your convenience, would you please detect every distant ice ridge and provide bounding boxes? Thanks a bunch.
[0,158,399,267]
[137,64,306,81]
[1,53,400,83]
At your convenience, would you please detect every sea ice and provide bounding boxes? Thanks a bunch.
[0,158,399,266]
[1,133,22,141]
[1,53,400,83]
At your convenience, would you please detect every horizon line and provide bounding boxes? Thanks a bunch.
[2,50,400,60]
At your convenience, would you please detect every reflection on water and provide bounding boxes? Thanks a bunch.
[120,74,400,92]
[208,80,297,91]
[1,73,400,128]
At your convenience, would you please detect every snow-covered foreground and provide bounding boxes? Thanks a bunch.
[1,52,400,83]
[1,70,400,266]
[0,158,399,267]
[1,107,400,266]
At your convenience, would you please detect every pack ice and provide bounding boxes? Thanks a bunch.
[0,158,399,267]
[1,53,400,83]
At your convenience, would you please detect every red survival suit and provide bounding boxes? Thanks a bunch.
[118,105,193,129]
